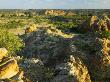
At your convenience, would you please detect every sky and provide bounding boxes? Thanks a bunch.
[0,0,110,9]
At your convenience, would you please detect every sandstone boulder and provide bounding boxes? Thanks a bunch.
[0,58,19,79]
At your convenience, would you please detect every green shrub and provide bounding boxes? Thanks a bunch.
[43,67,55,80]
[48,15,88,33]
[96,31,110,39]
[0,30,25,55]
[0,20,24,29]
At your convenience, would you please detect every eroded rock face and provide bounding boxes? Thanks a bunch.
[89,38,110,80]
[68,56,91,82]
[71,33,110,81]
[51,55,91,82]
[79,15,110,32]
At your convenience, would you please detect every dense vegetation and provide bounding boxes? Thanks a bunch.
[0,20,24,29]
[0,30,24,55]
[47,15,91,33]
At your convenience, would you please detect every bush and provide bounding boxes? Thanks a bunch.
[48,15,88,33]
[0,30,25,55]
[43,67,55,80]
[96,31,110,39]
[0,20,24,29]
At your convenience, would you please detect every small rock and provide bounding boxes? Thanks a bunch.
[0,48,8,60]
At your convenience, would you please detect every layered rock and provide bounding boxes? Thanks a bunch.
[0,58,19,79]
[0,48,23,82]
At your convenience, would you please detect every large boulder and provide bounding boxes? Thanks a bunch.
[0,58,19,79]
[0,48,23,81]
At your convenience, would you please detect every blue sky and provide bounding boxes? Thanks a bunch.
[0,0,110,9]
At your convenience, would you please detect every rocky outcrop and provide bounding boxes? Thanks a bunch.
[71,32,110,81]
[89,38,110,80]
[25,24,37,34]
[45,10,66,16]
[79,15,110,32]
[0,58,19,79]
[0,48,23,82]
[45,10,76,16]
[0,48,8,60]
[51,55,91,82]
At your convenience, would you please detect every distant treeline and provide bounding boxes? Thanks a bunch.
[0,9,109,16]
